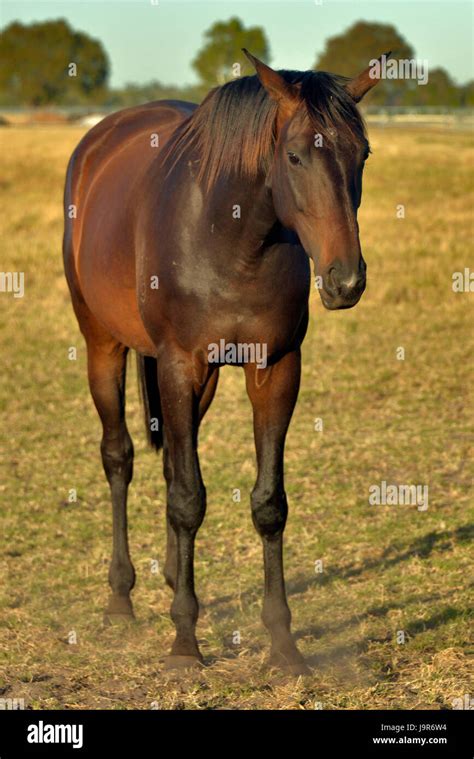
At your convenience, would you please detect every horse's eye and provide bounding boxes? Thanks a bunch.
[287,151,302,166]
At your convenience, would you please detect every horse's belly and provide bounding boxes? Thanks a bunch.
[72,159,154,352]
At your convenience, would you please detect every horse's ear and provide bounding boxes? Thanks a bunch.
[345,51,391,103]
[242,48,299,108]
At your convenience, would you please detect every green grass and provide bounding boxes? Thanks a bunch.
[0,125,472,709]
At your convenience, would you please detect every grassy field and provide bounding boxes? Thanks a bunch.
[0,124,472,710]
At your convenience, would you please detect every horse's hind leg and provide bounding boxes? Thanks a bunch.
[86,333,136,624]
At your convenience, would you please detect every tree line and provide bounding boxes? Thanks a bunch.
[0,17,472,108]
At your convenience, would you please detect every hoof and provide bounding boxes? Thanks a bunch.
[277,660,312,677]
[163,655,204,671]
[103,595,135,625]
[267,651,311,677]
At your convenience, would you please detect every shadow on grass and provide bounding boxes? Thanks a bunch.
[206,524,473,618]
[293,589,463,642]
[295,601,469,648]
[404,606,468,636]
[178,591,470,671]
[298,605,468,674]
[286,523,473,597]
[203,523,472,670]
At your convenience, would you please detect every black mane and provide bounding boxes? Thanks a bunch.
[166,70,367,190]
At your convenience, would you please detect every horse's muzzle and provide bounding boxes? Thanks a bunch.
[321,260,366,310]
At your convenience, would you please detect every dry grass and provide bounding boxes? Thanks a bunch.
[0,124,473,709]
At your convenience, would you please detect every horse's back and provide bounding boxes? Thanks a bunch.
[66,100,194,204]
[64,100,195,353]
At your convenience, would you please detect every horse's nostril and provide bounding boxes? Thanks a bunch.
[327,266,341,295]
[325,263,365,302]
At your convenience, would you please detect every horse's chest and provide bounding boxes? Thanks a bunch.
[196,264,309,358]
[143,242,310,359]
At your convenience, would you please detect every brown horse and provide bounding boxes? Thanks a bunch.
[63,50,385,674]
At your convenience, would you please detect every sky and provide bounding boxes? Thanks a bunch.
[1,0,473,87]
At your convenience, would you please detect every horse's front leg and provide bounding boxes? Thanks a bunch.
[157,345,209,669]
[244,349,310,675]
[163,369,219,592]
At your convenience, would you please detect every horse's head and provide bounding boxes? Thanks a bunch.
[244,50,386,310]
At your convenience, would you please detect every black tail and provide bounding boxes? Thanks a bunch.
[136,353,163,452]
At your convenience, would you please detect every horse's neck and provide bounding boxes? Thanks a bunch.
[207,175,278,268]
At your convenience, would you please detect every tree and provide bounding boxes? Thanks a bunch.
[459,80,474,107]
[403,67,461,107]
[314,21,414,105]
[0,19,109,106]
[192,17,270,90]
